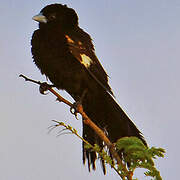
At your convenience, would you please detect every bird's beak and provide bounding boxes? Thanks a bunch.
[32,12,47,23]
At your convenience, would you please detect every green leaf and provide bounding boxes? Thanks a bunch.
[84,144,92,150]
[116,137,146,151]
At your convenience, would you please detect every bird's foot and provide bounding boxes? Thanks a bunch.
[39,82,55,94]
[70,101,82,119]
[70,89,88,119]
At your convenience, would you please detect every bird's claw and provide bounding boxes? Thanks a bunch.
[39,82,50,95]
[39,82,55,94]
[70,102,81,120]
[56,98,62,102]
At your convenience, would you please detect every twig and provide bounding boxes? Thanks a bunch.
[19,74,42,85]
[52,120,123,177]
[20,74,132,180]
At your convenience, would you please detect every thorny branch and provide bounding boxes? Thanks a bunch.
[19,74,132,180]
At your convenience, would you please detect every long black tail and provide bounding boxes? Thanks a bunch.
[82,89,147,174]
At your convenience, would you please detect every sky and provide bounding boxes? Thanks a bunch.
[1,0,180,179]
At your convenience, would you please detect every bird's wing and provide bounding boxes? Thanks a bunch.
[65,28,114,96]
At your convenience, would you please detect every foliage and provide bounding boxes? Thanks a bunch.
[116,137,165,180]
[52,121,165,180]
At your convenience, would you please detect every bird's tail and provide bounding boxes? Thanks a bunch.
[82,89,147,174]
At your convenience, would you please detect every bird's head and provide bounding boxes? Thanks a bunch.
[32,4,78,30]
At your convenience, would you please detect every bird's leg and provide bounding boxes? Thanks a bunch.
[70,89,88,119]
[39,82,55,94]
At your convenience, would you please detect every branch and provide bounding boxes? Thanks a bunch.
[20,74,132,179]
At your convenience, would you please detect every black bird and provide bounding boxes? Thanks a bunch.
[31,4,146,174]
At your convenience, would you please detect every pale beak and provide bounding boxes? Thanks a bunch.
[32,12,47,23]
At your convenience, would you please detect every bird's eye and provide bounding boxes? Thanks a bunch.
[48,13,56,21]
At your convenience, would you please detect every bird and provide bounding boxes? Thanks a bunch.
[31,3,147,174]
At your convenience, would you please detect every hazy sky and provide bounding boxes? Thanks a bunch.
[1,0,180,179]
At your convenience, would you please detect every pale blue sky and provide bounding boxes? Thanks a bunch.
[1,0,180,179]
